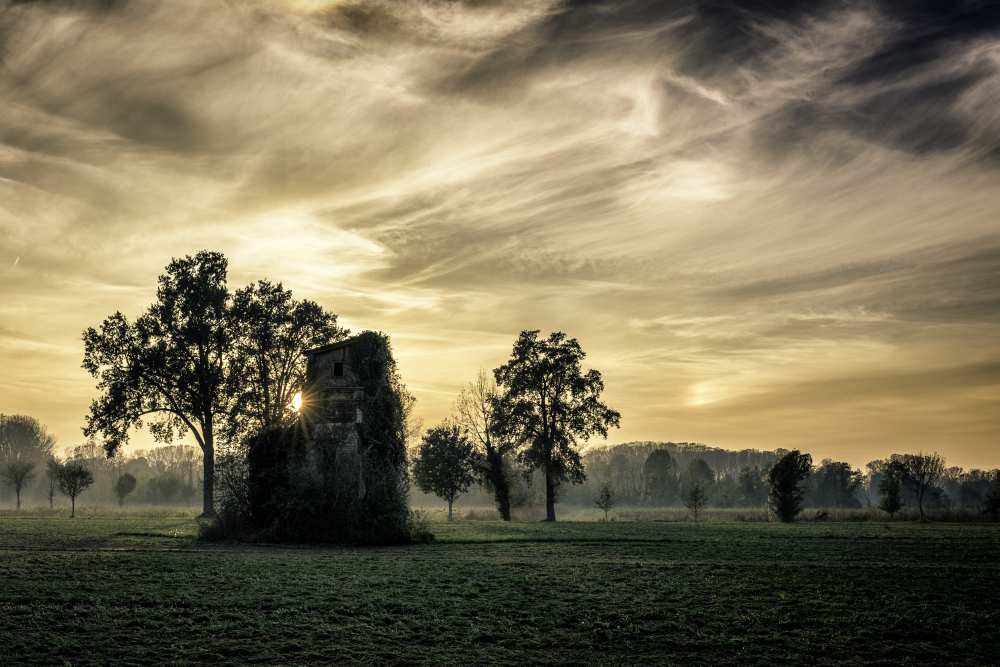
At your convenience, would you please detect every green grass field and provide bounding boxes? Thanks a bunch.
[1,512,998,665]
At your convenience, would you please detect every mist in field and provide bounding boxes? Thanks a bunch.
[2,1,1000,663]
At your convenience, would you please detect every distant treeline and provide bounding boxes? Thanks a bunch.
[566,441,999,514]
[412,436,1000,520]
[0,414,202,509]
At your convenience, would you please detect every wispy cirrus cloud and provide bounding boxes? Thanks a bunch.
[0,0,998,466]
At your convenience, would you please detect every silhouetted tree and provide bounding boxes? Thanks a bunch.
[2,460,35,510]
[684,481,708,521]
[57,462,94,517]
[456,370,516,520]
[983,472,1000,522]
[114,473,137,506]
[687,458,715,486]
[901,453,945,522]
[643,449,675,505]
[229,280,344,437]
[45,457,60,509]
[0,414,55,463]
[811,460,862,508]
[83,251,237,517]
[768,451,812,522]
[878,460,905,518]
[412,423,477,521]
[493,330,620,521]
[595,482,614,521]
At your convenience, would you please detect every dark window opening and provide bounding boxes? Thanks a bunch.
[333,362,344,377]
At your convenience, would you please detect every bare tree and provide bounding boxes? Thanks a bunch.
[456,370,517,520]
[902,452,945,522]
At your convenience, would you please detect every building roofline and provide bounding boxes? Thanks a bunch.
[303,334,363,357]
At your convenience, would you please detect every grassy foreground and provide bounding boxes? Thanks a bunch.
[1,512,998,665]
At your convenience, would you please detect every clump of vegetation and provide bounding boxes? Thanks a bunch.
[594,482,614,521]
[768,450,812,522]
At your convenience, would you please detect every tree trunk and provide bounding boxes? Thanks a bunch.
[71,496,76,518]
[496,485,511,522]
[15,489,21,510]
[200,439,215,518]
[447,498,453,522]
[545,471,557,521]
[489,454,512,521]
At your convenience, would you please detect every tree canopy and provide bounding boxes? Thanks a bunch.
[230,280,345,438]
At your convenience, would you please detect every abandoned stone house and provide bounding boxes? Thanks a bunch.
[301,336,369,497]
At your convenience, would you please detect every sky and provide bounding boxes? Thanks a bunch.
[1,0,998,469]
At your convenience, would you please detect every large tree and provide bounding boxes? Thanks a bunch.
[0,414,56,464]
[412,423,477,521]
[83,251,236,517]
[82,252,341,517]
[493,330,620,522]
[229,280,345,437]
[456,370,517,521]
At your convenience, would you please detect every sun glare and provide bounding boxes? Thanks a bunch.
[291,391,303,412]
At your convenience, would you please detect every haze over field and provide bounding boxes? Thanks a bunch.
[1,1,998,467]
